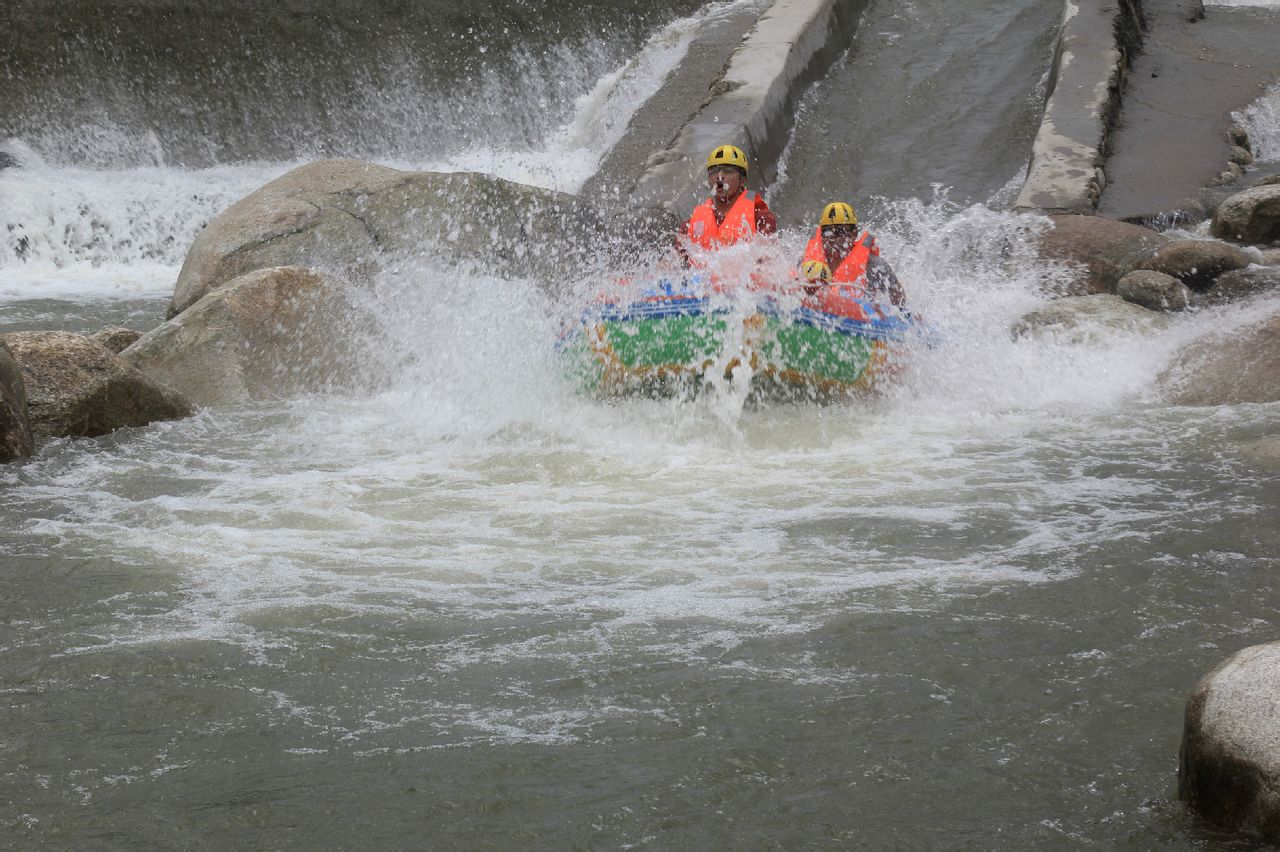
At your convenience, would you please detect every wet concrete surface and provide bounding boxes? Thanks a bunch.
[1097,0,1280,222]
[580,4,765,208]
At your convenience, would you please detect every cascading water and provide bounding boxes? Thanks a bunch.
[2,0,1278,847]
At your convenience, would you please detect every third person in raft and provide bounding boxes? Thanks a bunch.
[801,202,908,310]
[679,144,777,264]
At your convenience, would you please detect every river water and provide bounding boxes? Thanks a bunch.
[2,0,1279,847]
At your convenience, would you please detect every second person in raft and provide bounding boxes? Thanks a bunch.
[679,144,777,264]
[801,202,908,309]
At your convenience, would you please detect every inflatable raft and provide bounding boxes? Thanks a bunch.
[558,276,935,400]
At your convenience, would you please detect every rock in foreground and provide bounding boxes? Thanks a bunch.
[0,339,35,461]
[1034,214,1169,295]
[169,158,603,318]
[1011,294,1170,343]
[2,331,194,439]
[1160,313,1280,406]
[1211,184,1280,246]
[124,266,368,406]
[1198,266,1280,306]
[1181,641,1280,840]
[1133,239,1251,291]
[1115,270,1189,312]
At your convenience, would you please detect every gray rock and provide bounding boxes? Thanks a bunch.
[1160,313,1280,406]
[1258,248,1280,266]
[1211,184,1280,246]
[1229,145,1254,167]
[1115,270,1190,311]
[1034,215,1170,295]
[2,331,194,439]
[1227,123,1251,148]
[89,327,145,354]
[0,340,35,462]
[169,158,603,318]
[1199,266,1280,306]
[1133,239,1252,291]
[1257,174,1280,189]
[124,266,369,407]
[1011,294,1171,344]
[1180,641,1280,840]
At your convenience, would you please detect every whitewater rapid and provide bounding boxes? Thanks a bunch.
[2,0,1279,846]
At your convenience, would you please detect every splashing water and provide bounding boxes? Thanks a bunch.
[1233,81,1280,161]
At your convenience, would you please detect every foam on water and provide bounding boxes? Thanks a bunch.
[7,197,1275,681]
[1233,80,1280,161]
[0,0,749,301]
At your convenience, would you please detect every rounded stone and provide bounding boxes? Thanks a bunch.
[1034,215,1169,295]
[1115,269,1190,311]
[1133,239,1252,291]
[1181,641,1280,840]
[1211,185,1280,246]
[1,331,193,439]
[1011,294,1171,343]
[1199,266,1280,306]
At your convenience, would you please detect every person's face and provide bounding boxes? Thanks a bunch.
[821,224,856,255]
[707,165,745,202]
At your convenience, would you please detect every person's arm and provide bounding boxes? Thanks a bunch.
[755,202,778,236]
[866,255,907,308]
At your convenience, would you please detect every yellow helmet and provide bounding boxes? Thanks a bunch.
[706,144,748,174]
[801,260,831,283]
[820,202,858,227]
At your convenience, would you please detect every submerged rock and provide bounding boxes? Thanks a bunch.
[1011,294,1170,344]
[1115,270,1190,312]
[1133,239,1252,291]
[1180,641,1280,840]
[89,327,145,354]
[124,266,369,406]
[1034,214,1169,295]
[1211,184,1280,246]
[169,158,603,318]
[2,331,193,439]
[1160,313,1280,406]
[0,340,35,462]
[1198,266,1280,306]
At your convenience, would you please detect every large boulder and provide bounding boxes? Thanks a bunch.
[1199,266,1280,306]
[1180,641,1280,840]
[1033,215,1170,295]
[1211,184,1280,246]
[124,266,368,406]
[1011,294,1171,343]
[1115,270,1190,312]
[1132,239,1252,291]
[169,158,603,318]
[2,331,194,439]
[1260,249,1280,266]
[0,340,35,461]
[1160,313,1280,406]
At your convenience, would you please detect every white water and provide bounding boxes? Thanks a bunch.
[3,4,1278,846]
[1234,81,1280,161]
[0,0,758,303]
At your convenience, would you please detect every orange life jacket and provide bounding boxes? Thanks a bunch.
[802,229,879,289]
[685,190,769,251]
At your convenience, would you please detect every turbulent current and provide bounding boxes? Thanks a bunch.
[2,0,1279,847]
